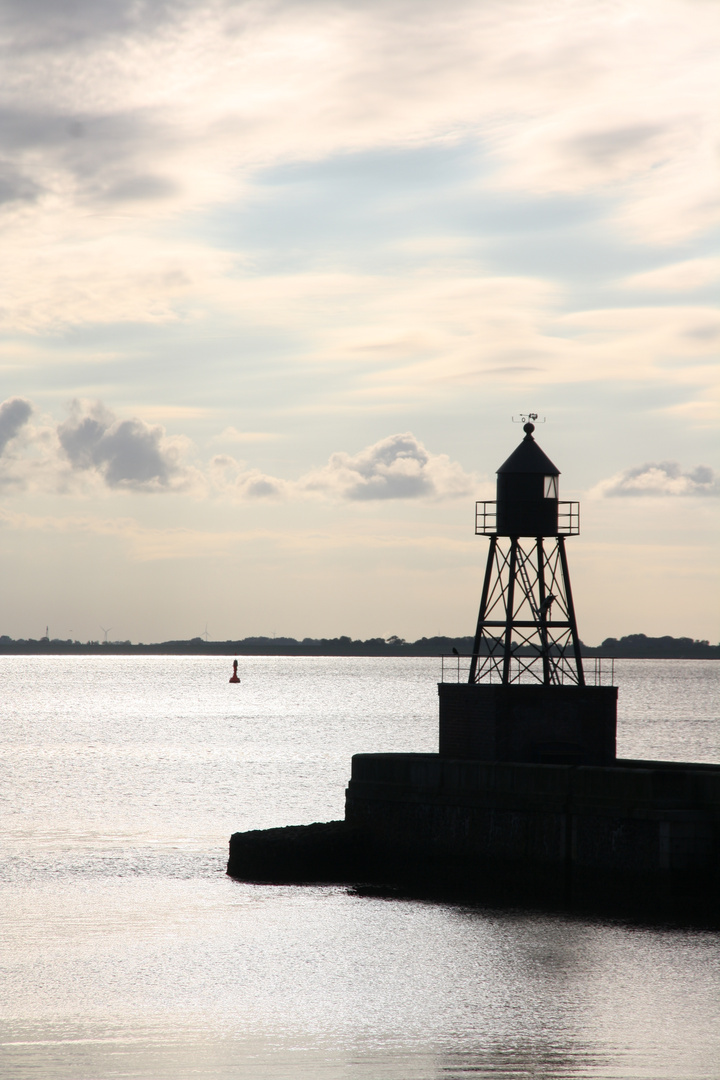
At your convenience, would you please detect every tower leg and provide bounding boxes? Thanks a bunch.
[469,536,496,683]
[501,539,518,684]
[557,535,585,686]
[536,537,551,685]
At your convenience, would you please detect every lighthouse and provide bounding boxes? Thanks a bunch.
[230,418,720,920]
[439,420,617,765]
[470,419,583,686]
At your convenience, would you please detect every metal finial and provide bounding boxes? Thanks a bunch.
[523,422,535,436]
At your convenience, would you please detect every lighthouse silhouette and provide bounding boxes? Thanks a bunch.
[439,419,617,766]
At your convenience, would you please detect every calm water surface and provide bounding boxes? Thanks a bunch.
[1,657,719,1079]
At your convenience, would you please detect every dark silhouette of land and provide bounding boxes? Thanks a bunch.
[0,633,717,658]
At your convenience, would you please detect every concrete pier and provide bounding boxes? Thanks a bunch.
[344,753,720,919]
[228,751,720,922]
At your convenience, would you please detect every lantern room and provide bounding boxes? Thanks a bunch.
[496,421,560,536]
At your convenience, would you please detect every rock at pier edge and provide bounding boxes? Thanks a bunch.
[228,821,367,885]
[227,424,720,924]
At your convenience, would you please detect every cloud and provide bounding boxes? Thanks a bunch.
[209,432,474,502]
[552,303,720,389]
[0,397,202,495]
[0,163,41,205]
[0,0,716,262]
[208,454,290,500]
[0,397,32,454]
[57,400,193,491]
[565,124,667,170]
[211,427,281,444]
[595,461,720,498]
[623,258,720,293]
[0,104,179,217]
[0,0,192,50]
[0,237,233,332]
[0,402,470,502]
[301,432,474,501]
[101,173,179,204]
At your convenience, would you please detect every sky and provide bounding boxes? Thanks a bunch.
[0,0,718,646]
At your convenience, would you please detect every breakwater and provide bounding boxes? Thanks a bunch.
[228,752,720,923]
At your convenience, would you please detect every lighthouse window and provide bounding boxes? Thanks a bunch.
[544,475,558,498]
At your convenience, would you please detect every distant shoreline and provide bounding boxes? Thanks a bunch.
[0,633,717,659]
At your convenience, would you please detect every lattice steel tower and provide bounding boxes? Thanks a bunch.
[469,420,582,686]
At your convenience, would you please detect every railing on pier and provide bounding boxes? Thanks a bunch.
[440,653,615,686]
[589,655,615,686]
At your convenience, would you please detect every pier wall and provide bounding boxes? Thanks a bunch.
[438,683,617,765]
[345,753,720,919]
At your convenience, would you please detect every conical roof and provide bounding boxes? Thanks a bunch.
[497,426,559,475]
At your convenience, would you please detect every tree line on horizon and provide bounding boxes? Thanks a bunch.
[0,632,717,658]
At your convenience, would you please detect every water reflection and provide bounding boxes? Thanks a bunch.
[1,657,719,1079]
[438,1044,605,1080]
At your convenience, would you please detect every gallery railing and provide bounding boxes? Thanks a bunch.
[475,501,580,536]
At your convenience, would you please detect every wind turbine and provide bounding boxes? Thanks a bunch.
[100,626,112,643]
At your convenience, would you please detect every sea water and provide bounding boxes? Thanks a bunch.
[1,656,719,1080]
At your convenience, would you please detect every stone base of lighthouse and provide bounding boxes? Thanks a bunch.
[438,683,617,766]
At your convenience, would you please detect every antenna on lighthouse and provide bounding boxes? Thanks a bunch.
[512,412,545,424]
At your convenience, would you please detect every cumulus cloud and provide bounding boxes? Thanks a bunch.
[208,433,474,502]
[0,397,203,495]
[0,397,32,454]
[300,432,474,501]
[595,461,720,498]
[209,454,290,500]
[0,402,471,503]
[57,400,193,491]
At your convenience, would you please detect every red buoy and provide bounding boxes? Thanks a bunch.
[229,658,240,683]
